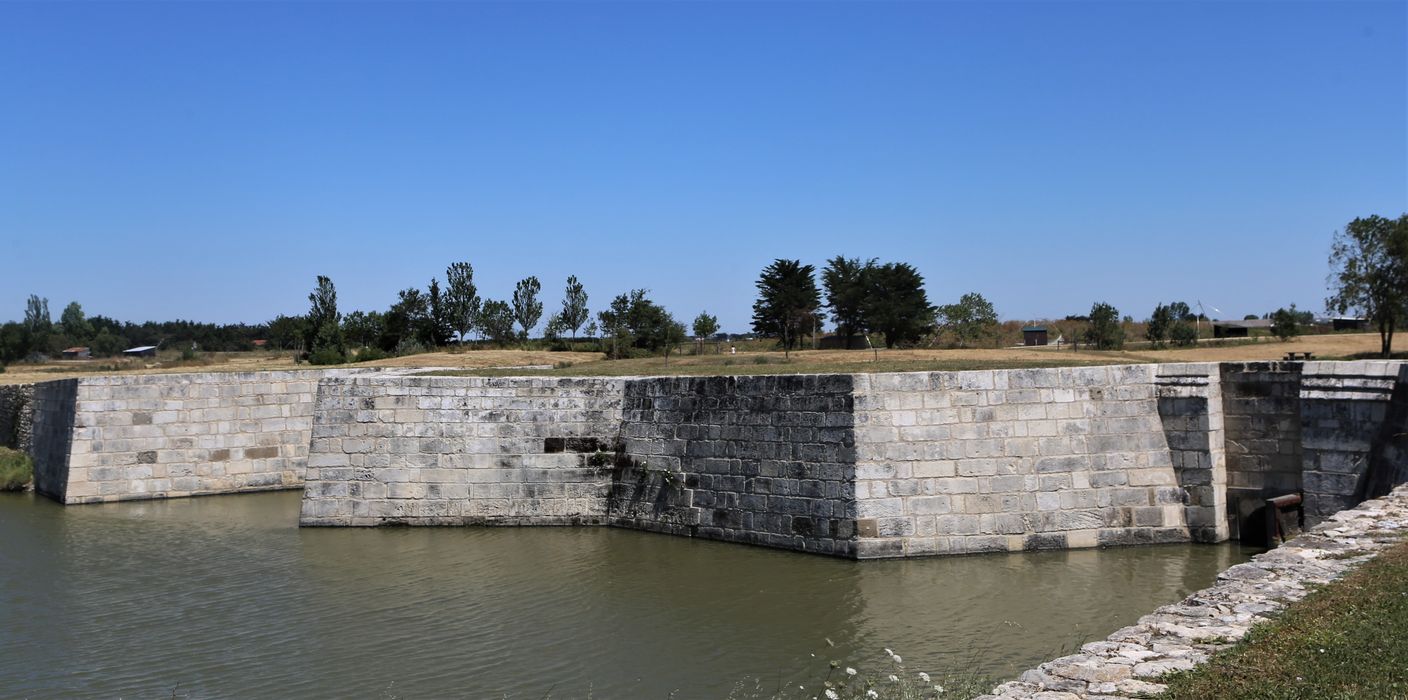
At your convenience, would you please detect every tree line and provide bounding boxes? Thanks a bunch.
[0,297,268,366]
[4,213,1402,369]
[296,263,711,365]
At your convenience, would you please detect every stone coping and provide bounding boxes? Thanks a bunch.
[976,484,1408,699]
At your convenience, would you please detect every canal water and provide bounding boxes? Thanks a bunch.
[0,491,1251,699]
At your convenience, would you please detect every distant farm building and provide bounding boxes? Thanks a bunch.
[1330,317,1368,331]
[252,339,269,348]
[123,346,158,358]
[1212,319,1272,339]
[1022,326,1049,346]
[61,347,91,360]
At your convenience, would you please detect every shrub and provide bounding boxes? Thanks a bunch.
[1084,302,1125,350]
[307,347,347,365]
[0,447,33,491]
[1271,305,1304,342]
[352,346,390,363]
[1170,322,1198,347]
[393,338,429,357]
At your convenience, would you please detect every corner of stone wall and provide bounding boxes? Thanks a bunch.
[611,374,860,557]
[28,379,80,502]
[1300,360,1408,524]
[1154,362,1230,543]
[852,365,1192,559]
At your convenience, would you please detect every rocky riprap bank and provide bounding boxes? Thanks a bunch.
[977,483,1408,699]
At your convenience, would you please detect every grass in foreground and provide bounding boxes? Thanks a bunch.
[0,447,33,491]
[429,355,1132,378]
[1160,539,1408,699]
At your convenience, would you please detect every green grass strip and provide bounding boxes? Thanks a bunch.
[1160,540,1408,699]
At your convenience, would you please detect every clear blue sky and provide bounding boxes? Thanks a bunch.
[2,1,1404,331]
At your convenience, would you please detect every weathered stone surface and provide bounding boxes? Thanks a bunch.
[14,360,1408,568]
[24,368,408,503]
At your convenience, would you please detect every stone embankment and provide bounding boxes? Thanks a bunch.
[976,483,1408,700]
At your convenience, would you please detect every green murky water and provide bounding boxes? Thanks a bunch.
[0,491,1251,698]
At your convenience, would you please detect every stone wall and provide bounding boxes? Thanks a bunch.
[21,361,1408,559]
[299,375,625,526]
[1365,363,1408,498]
[850,366,1193,559]
[610,375,858,557]
[0,383,35,451]
[1154,363,1230,543]
[1297,361,1402,523]
[1219,362,1304,540]
[29,379,78,501]
[32,370,340,503]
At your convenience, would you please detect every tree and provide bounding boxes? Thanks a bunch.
[1146,303,1174,348]
[91,328,125,356]
[444,262,480,343]
[1328,214,1408,358]
[426,278,454,346]
[1169,322,1198,347]
[512,276,543,340]
[24,295,50,334]
[1270,304,1304,342]
[1168,301,1195,322]
[305,275,345,362]
[692,311,719,354]
[60,302,92,342]
[268,314,307,351]
[593,290,686,361]
[751,259,823,358]
[822,256,874,347]
[543,313,568,341]
[382,288,430,351]
[597,291,636,359]
[1084,302,1125,350]
[861,262,934,349]
[478,300,517,346]
[936,292,997,348]
[627,300,686,364]
[22,295,51,357]
[559,275,589,341]
[342,310,384,349]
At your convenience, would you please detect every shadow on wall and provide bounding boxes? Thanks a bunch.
[28,379,76,501]
[1363,363,1408,502]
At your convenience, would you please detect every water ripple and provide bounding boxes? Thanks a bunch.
[0,492,1251,699]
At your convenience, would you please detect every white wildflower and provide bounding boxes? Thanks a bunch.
[846,667,857,677]
[919,672,930,682]
[867,691,879,699]
[888,674,899,682]
[884,647,894,656]
[935,685,945,694]
[891,654,902,664]
[825,690,839,700]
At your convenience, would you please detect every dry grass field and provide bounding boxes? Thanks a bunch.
[1,333,1399,385]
